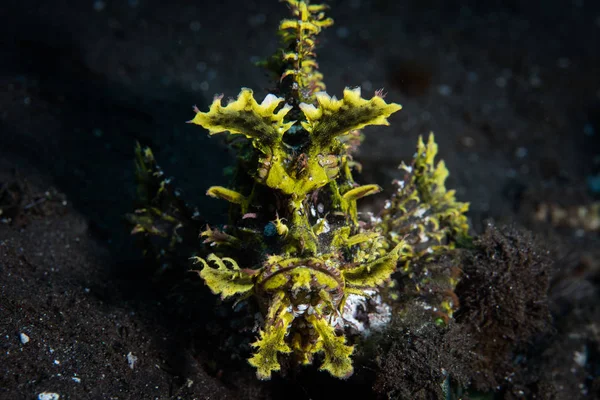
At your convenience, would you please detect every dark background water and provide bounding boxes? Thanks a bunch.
[2,0,599,253]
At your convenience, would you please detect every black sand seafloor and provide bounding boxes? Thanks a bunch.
[1,0,599,399]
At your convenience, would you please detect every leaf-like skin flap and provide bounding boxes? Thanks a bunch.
[189,88,294,153]
[200,225,241,248]
[280,19,320,34]
[132,142,158,205]
[193,254,256,300]
[299,87,402,148]
[128,143,205,270]
[342,184,381,202]
[343,241,411,289]
[412,133,470,238]
[307,314,354,379]
[282,1,333,29]
[248,297,294,380]
[206,186,246,205]
[344,231,381,247]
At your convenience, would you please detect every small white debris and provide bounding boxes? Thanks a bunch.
[293,304,310,317]
[189,20,201,32]
[72,376,81,384]
[573,347,587,367]
[461,136,475,147]
[515,147,528,159]
[414,207,427,218]
[437,84,452,96]
[20,333,30,344]
[196,62,207,73]
[369,214,382,225]
[557,57,571,69]
[38,393,60,400]
[127,352,138,370]
[54,360,60,365]
[315,218,330,234]
[466,71,479,83]
[529,73,542,88]
[93,0,105,12]
[336,26,350,39]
